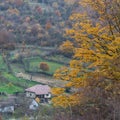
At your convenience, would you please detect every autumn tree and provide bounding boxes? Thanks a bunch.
[14,0,23,7]
[52,0,120,119]
[31,24,42,36]
[35,6,42,14]
[55,10,61,17]
[7,8,20,16]
[59,40,74,57]
[45,21,52,30]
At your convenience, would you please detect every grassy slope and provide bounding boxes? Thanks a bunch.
[0,72,39,94]
[0,54,39,94]
[0,83,22,94]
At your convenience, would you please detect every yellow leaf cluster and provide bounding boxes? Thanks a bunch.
[52,88,65,96]
[52,94,79,108]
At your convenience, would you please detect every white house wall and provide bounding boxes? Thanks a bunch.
[44,93,51,98]
[26,92,51,99]
[26,92,36,98]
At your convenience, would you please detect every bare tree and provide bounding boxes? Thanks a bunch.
[0,30,15,73]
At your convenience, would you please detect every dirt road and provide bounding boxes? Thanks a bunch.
[15,72,65,87]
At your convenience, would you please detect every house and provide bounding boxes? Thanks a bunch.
[25,85,51,103]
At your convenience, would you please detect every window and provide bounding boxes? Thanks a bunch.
[40,95,44,98]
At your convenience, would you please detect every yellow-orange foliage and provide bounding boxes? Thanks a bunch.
[52,0,120,108]
[59,40,74,56]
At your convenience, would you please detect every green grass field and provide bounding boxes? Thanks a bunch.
[0,72,39,94]
[0,83,23,94]
[23,57,63,75]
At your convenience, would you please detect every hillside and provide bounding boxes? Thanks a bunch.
[0,0,77,46]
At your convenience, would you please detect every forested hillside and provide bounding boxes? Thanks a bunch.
[0,0,78,46]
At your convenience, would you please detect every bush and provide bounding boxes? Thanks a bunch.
[39,62,49,71]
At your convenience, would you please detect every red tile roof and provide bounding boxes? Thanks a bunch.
[25,85,51,95]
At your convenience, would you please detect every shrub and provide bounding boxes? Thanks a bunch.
[39,62,49,71]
